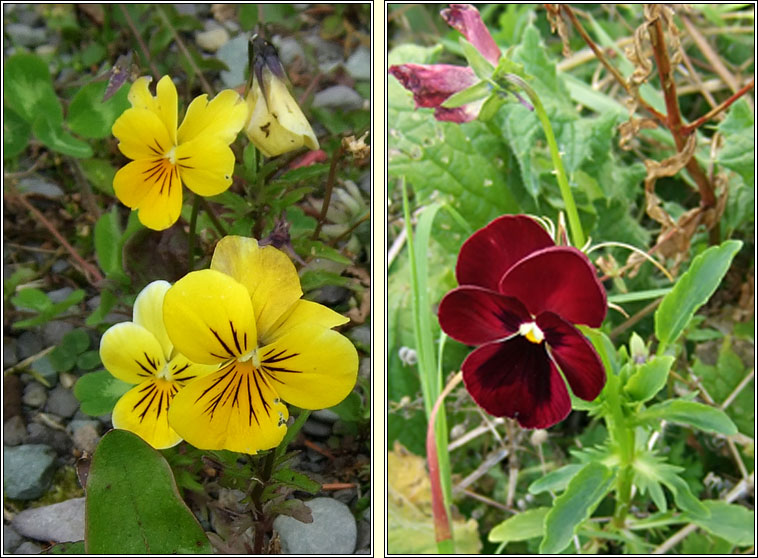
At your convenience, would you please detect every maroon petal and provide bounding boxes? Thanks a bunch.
[462,337,571,429]
[441,4,501,66]
[456,215,555,291]
[538,312,606,401]
[498,246,607,327]
[389,63,477,109]
[438,287,530,346]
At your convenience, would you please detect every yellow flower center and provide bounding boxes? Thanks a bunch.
[165,146,177,165]
[519,321,544,344]
[238,347,260,368]
[156,363,172,381]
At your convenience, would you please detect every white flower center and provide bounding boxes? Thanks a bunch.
[238,348,260,368]
[165,146,177,165]
[156,363,171,380]
[519,321,544,344]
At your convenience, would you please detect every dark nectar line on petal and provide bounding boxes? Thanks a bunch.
[209,327,236,358]
[195,365,234,404]
[230,321,242,354]
[245,373,259,426]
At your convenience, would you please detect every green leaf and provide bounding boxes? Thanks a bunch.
[4,107,31,157]
[272,468,321,494]
[43,541,85,554]
[655,240,742,347]
[624,356,674,403]
[68,80,130,139]
[94,207,126,279]
[717,98,754,185]
[74,370,131,416]
[3,53,62,124]
[489,507,549,543]
[13,289,86,329]
[329,391,363,422]
[85,289,119,328]
[86,430,213,553]
[49,329,90,372]
[540,462,614,554]
[77,350,102,371]
[32,115,93,158]
[79,159,117,196]
[12,288,52,313]
[684,500,754,547]
[638,399,737,436]
[527,464,583,495]
[441,79,491,109]
[459,37,495,80]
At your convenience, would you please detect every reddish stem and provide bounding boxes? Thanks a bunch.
[682,79,755,135]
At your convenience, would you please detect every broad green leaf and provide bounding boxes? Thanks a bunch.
[94,207,125,278]
[684,500,754,547]
[459,37,494,80]
[74,370,131,416]
[49,329,90,372]
[540,462,614,553]
[527,464,583,495]
[272,469,320,494]
[489,507,549,543]
[86,430,213,553]
[13,289,86,329]
[4,107,31,157]
[638,399,737,436]
[77,350,102,371]
[68,80,130,139]
[624,356,674,403]
[717,98,754,186]
[3,53,62,124]
[540,462,614,554]
[85,289,119,328]
[655,240,742,347]
[32,115,93,158]
[12,288,51,313]
[655,463,709,519]
[441,79,491,109]
[79,158,117,196]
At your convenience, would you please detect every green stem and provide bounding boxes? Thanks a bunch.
[200,198,228,237]
[188,194,200,272]
[501,74,586,248]
[603,371,635,528]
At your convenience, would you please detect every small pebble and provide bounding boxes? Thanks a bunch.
[218,34,249,88]
[303,418,332,438]
[3,444,57,500]
[16,331,43,360]
[30,356,59,387]
[42,319,74,345]
[312,409,340,424]
[359,357,370,380]
[70,420,101,454]
[15,541,44,554]
[45,385,80,419]
[4,22,47,47]
[3,524,23,554]
[196,25,229,52]
[305,34,343,73]
[332,487,356,505]
[348,325,370,348]
[273,497,357,554]
[47,287,74,304]
[4,337,19,368]
[272,36,305,65]
[51,259,70,273]
[312,85,364,111]
[22,382,48,408]
[17,176,64,199]
[310,285,351,306]
[12,497,85,543]
[4,415,27,446]
[345,47,371,80]
[355,519,371,551]
[26,423,70,455]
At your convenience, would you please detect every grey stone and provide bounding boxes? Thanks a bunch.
[332,487,356,505]
[359,357,370,380]
[312,85,364,111]
[51,260,70,273]
[30,356,58,388]
[272,36,305,66]
[42,320,74,345]
[45,385,79,418]
[359,172,370,194]
[311,285,350,306]
[3,524,23,553]
[345,47,371,81]
[12,497,85,543]
[4,415,27,446]
[25,423,70,455]
[312,409,340,424]
[4,337,19,368]
[3,444,57,500]
[302,418,331,438]
[175,3,202,16]
[305,34,343,73]
[17,331,43,360]
[274,497,357,554]
[14,540,44,554]
[69,420,100,453]
[348,325,370,348]
[47,287,74,304]
[17,176,64,199]
[22,382,48,408]
[355,519,371,551]
[4,23,47,47]
[218,34,250,89]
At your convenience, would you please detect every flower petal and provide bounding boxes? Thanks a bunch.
[175,137,235,197]
[258,324,358,410]
[133,280,172,358]
[462,337,571,429]
[498,246,607,327]
[127,76,158,112]
[112,107,173,160]
[155,76,178,146]
[441,4,501,65]
[168,361,288,454]
[210,237,302,343]
[538,312,606,401]
[131,163,183,231]
[456,215,555,291]
[166,352,219,385]
[438,286,529,345]
[389,63,478,108]
[100,322,166,384]
[112,379,182,449]
[268,299,349,342]
[163,269,257,365]
[177,89,248,145]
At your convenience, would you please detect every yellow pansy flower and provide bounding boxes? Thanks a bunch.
[163,236,358,454]
[111,75,248,230]
[245,37,319,158]
[99,281,217,449]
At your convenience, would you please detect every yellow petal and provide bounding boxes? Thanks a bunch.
[100,322,167,384]
[267,299,349,342]
[166,352,219,385]
[113,379,182,449]
[168,361,288,453]
[175,138,235,197]
[155,75,178,146]
[133,163,183,231]
[113,159,156,209]
[177,89,248,145]
[244,72,319,158]
[163,269,257,365]
[210,236,302,342]
[133,280,173,358]
[112,107,173,160]
[127,76,158,112]
[258,323,358,409]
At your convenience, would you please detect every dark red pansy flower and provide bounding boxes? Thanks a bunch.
[388,4,499,123]
[438,215,607,429]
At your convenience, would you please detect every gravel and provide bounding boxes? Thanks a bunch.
[3,444,57,500]
[12,497,85,543]
[45,385,80,418]
[273,497,357,554]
